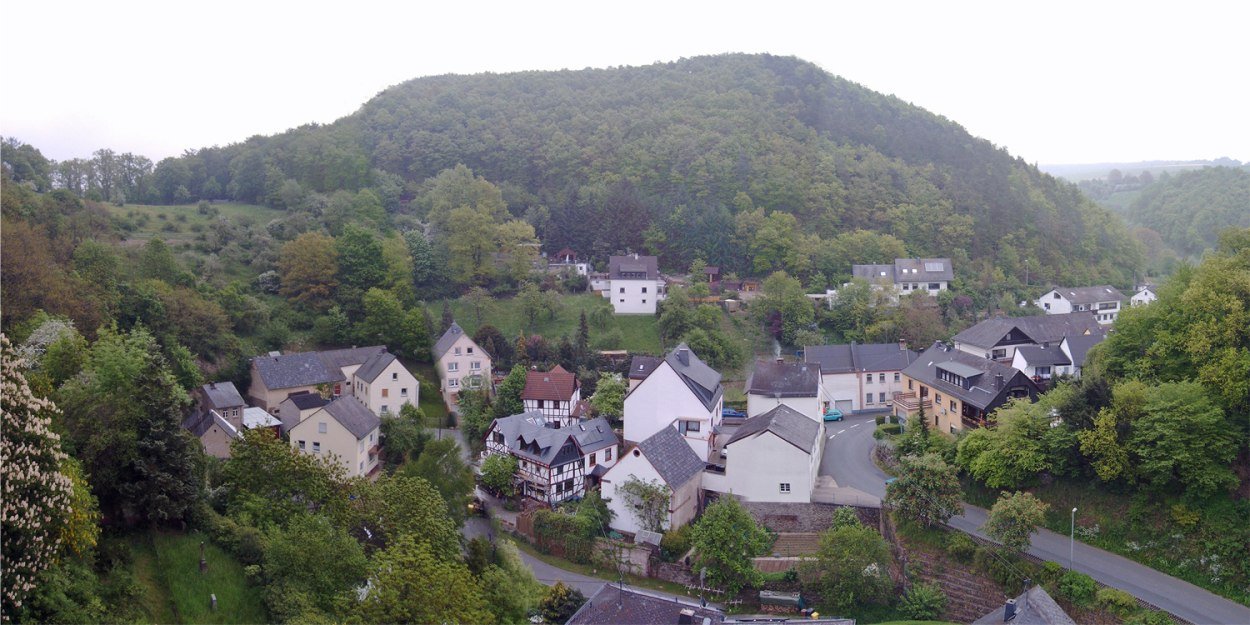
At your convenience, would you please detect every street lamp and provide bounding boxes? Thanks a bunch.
[1069,507,1077,570]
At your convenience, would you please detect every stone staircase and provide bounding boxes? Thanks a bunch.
[768,533,822,557]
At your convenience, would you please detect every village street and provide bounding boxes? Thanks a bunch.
[824,414,1250,625]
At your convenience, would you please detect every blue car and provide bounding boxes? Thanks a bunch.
[822,408,844,422]
[722,407,747,419]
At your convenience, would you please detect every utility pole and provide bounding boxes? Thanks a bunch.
[1069,507,1077,570]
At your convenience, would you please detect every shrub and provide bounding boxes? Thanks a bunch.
[660,525,693,563]
[1096,587,1138,616]
[1057,570,1097,607]
[1169,503,1200,529]
[1125,609,1174,625]
[945,532,977,564]
[900,583,948,620]
[973,546,1019,588]
[874,423,901,439]
[1038,561,1065,586]
[875,414,886,425]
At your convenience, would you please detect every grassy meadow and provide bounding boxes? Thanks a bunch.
[128,531,268,624]
[440,292,664,355]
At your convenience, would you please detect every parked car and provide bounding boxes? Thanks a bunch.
[822,408,844,422]
[722,407,747,419]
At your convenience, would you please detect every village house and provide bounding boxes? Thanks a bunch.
[623,344,723,460]
[248,345,418,418]
[183,381,279,459]
[852,257,953,298]
[483,412,618,505]
[288,396,381,478]
[521,364,581,427]
[745,360,824,421]
[349,350,419,417]
[1034,285,1126,324]
[275,392,330,435]
[895,341,1042,433]
[952,312,1103,363]
[607,253,665,314]
[1130,284,1157,306]
[602,426,706,535]
[804,342,919,413]
[432,322,492,409]
[547,247,589,276]
[704,404,823,503]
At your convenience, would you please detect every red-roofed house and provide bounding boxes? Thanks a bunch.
[522,365,581,426]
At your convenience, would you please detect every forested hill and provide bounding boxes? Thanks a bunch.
[1123,167,1250,258]
[71,54,1147,286]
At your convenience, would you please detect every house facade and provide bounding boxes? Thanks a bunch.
[805,342,918,413]
[483,412,618,505]
[183,410,240,459]
[351,351,419,417]
[707,405,823,503]
[623,344,723,460]
[521,365,581,426]
[432,322,492,409]
[1130,285,1157,306]
[1034,286,1126,324]
[275,392,329,435]
[952,312,1103,363]
[895,342,1041,434]
[248,346,389,412]
[607,253,665,314]
[745,360,824,421]
[288,397,381,478]
[602,426,705,535]
[1010,345,1073,386]
[851,258,953,298]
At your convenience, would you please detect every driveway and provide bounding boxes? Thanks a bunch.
[824,415,1250,625]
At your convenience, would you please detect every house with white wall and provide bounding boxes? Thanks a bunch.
[351,351,419,417]
[804,342,918,413]
[745,360,823,421]
[851,258,953,298]
[602,426,706,536]
[1130,285,1157,307]
[1010,345,1073,385]
[1034,286,1126,324]
[623,344,723,461]
[952,312,1103,362]
[710,405,822,503]
[432,322,492,409]
[483,412,618,505]
[521,365,581,426]
[288,396,381,478]
[607,253,665,314]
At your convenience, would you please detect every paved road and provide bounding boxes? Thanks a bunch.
[823,413,1250,625]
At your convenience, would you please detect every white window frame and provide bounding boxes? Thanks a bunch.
[779,483,791,493]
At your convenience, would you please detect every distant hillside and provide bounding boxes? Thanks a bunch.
[66,54,1147,288]
[1041,158,1246,182]
[1124,167,1250,257]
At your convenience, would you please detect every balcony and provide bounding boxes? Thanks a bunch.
[891,392,932,414]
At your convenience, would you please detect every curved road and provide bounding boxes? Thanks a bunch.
[822,413,1250,625]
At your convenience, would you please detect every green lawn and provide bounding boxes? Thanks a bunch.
[131,531,268,624]
[406,360,451,426]
[439,293,663,354]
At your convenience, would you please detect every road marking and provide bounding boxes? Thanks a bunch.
[837,429,846,434]
[827,434,837,440]
[850,423,861,428]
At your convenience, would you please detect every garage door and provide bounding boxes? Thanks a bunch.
[835,400,853,413]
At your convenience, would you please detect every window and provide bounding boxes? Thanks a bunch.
[908,379,913,390]
[950,400,956,411]
[865,374,872,384]
[866,393,874,405]
[536,399,545,409]
[1044,303,1051,310]
[589,453,597,466]
[467,347,474,354]
[318,422,327,434]
[935,392,942,404]
[619,287,625,293]
[298,440,305,450]
[360,461,364,472]
[312,442,321,453]
[879,373,885,383]
[902,283,910,290]
[454,347,462,356]
[605,447,612,462]
[1036,366,1052,376]
[382,388,389,398]
[381,405,389,414]
[400,387,408,397]
[392,372,399,381]
[334,383,341,396]
[370,432,375,442]
[449,378,459,388]
[991,348,1007,359]
[879,392,886,403]
[1053,292,1061,299]
[619,299,625,303]
[642,299,647,304]
[894,373,900,382]
[448,362,459,372]
[470,361,481,370]
[779,483,791,493]
[928,283,940,290]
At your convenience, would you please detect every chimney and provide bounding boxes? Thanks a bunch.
[1004,598,1017,622]
[678,608,695,625]
[898,339,907,351]
[677,348,690,366]
[995,374,1004,390]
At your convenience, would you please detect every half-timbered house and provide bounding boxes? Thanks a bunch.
[483,412,618,505]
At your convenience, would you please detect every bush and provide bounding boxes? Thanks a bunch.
[973,546,1019,588]
[900,582,948,620]
[873,423,901,439]
[202,509,266,566]
[945,532,977,563]
[659,525,693,563]
[1038,560,1065,586]
[1057,570,1097,607]
[1125,609,1174,625]
[1169,503,1200,529]
[875,414,886,425]
[1096,587,1138,616]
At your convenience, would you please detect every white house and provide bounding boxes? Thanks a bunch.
[432,322,492,409]
[1010,345,1073,385]
[288,396,381,478]
[709,405,823,503]
[745,360,824,421]
[602,426,706,536]
[851,258,953,298]
[623,344,723,461]
[351,351,419,417]
[607,253,665,314]
[1034,286,1126,324]
[1130,285,1157,306]
[483,412,618,505]
[804,342,918,413]
[248,345,418,421]
[548,248,590,276]
[952,312,1104,362]
[521,365,581,427]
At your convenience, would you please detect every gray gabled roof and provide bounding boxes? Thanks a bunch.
[355,351,396,383]
[746,360,819,397]
[637,425,705,488]
[1063,330,1107,369]
[489,412,618,466]
[628,355,663,380]
[972,585,1075,625]
[902,343,1040,411]
[432,322,468,361]
[252,346,388,391]
[201,381,245,409]
[1015,345,1071,367]
[664,343,723,410]
[318,345,387,370]
[805,343,918,374]
[953,312,1102,350]
[283,392,329,411]
[1045,285,1126,305]
[726,404,820,454]
[183,409,239,440]
[322,397,381,440]
[851,258,953,284]
[851,263,896,283]
[608,254,659,280]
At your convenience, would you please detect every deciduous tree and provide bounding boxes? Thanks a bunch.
[278,232,339,310]
[690,497,772,597]
[884,452,962,528]
[984,491,1048,554]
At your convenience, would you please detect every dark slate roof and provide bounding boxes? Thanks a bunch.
[953,312,1102,350]
[895,257,954,282]
[1063,330,1107,369]
[1015,345,1071,367]
[318,345,387,370]
[200,381,244,409]
[637,425,705,488]
[902,343,1040,410]
[851,263,895,282]
[323,397,381,439]
[746,360,819,397]
[805,342,918,374]
[628,355,663,380]
[1046,285,1126,305]
[489,412,617,465]
[566,584,722,625]
[432,322,467,361]
[726,405,820,454]
[182,409,239,439]
[254,352,342,389]
[664,343,723,410]
[972,585,1075,625]
[284,392,329,410]
[354,351,396,383]
[608,254,659,280]
[522,365,577,401]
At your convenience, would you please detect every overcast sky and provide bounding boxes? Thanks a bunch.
[3,0,1247,165]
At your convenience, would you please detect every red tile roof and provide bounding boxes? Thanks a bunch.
[521,365,577,401]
